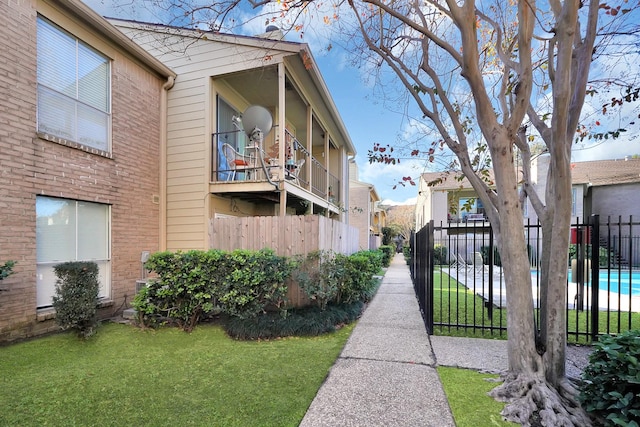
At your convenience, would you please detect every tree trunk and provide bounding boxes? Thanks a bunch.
[490,140,541,375]
[340,0,599,423]
[487,136,592,426]
[540,149,573,386]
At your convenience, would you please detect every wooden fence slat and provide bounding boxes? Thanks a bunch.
[209,214,359,256]
[210,214,359,308]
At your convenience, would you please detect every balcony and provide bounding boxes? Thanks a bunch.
[210,130,341,208]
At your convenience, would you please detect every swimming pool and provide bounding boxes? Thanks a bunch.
[568,270,640,297]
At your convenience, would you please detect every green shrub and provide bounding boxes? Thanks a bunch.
[0,260,15,295]
[218,249,293,319]
[51,261,100,339]
[135,249,293,328]
[579,329,640,426]
[225,301,363,340]
[359,250,384,275]
[0,260,15,281]
[134,250,223,331]
[134,247,376,334]
[334,251,381,304]
[379,245,394,267]
[132,285,163,328]
[292,250,381,309]
[569,244,613,267]
[403,245,411,264]
[381,227,394,246]
[433,245,448,265]
[292,251,339,310]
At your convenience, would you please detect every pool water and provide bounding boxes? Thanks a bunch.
[568,270,640,297]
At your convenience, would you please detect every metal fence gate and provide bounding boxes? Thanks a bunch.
[410,215,639,342]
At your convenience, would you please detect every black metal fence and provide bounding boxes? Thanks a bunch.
[410,215,639,343]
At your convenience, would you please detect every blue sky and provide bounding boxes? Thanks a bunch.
[82,0,640,205]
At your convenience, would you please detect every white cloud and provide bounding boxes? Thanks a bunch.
[572,137,640,162]
[356,155,423,205]
[358,156,424,183]
[381,197,417,206]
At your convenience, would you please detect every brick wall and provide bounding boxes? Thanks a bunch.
[0,1,165,342]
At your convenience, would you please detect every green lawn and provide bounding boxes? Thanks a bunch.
[433,271,640,343]
[6,268,632,426]
[438,367,517,426]
[0,322,353,426]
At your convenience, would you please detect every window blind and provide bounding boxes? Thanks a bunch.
[36,17,110,151]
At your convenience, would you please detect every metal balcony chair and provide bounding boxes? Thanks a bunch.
[221,143,253,181]
[285,158,305,184]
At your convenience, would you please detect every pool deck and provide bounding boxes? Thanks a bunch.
[442,267,640,312]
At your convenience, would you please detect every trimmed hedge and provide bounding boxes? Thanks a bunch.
[133,249,293,331]
[134,247,384,337]
[225,302,364,340]
[293,249,382,309]
[133,250,223,331]
[334,250,382,304]
[52,261,100,339]
[292,251,339,310]
[218,249,292,319]
[379,245,395,267]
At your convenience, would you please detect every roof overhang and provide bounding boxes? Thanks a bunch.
[58,1,175,79]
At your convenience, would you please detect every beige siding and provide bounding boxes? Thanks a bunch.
[115,24,297,251]
[349,185,372,250]
[166,77,206,251]
[432,192,449,224]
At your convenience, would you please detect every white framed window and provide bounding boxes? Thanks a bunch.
[217,97,243,149]
[36,197,111,308]
[37,16,111,152]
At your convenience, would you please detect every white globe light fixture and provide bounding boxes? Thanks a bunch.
[242,105,272,146]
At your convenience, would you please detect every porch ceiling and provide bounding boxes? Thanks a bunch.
[218,67,308,137]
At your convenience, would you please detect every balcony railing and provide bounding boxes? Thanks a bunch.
[328,172,340,204]
[211,132,341,206]
[310,157,327,198]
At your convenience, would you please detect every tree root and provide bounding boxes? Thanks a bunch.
[489,373,593,427]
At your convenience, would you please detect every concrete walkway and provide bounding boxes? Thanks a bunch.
[300,253,593,426]
[299,253,455,427]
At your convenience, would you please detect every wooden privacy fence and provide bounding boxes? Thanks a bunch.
[209,215,360,256]
[209,214,361,307]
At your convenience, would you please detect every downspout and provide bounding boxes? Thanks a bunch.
[160,75,175,251]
